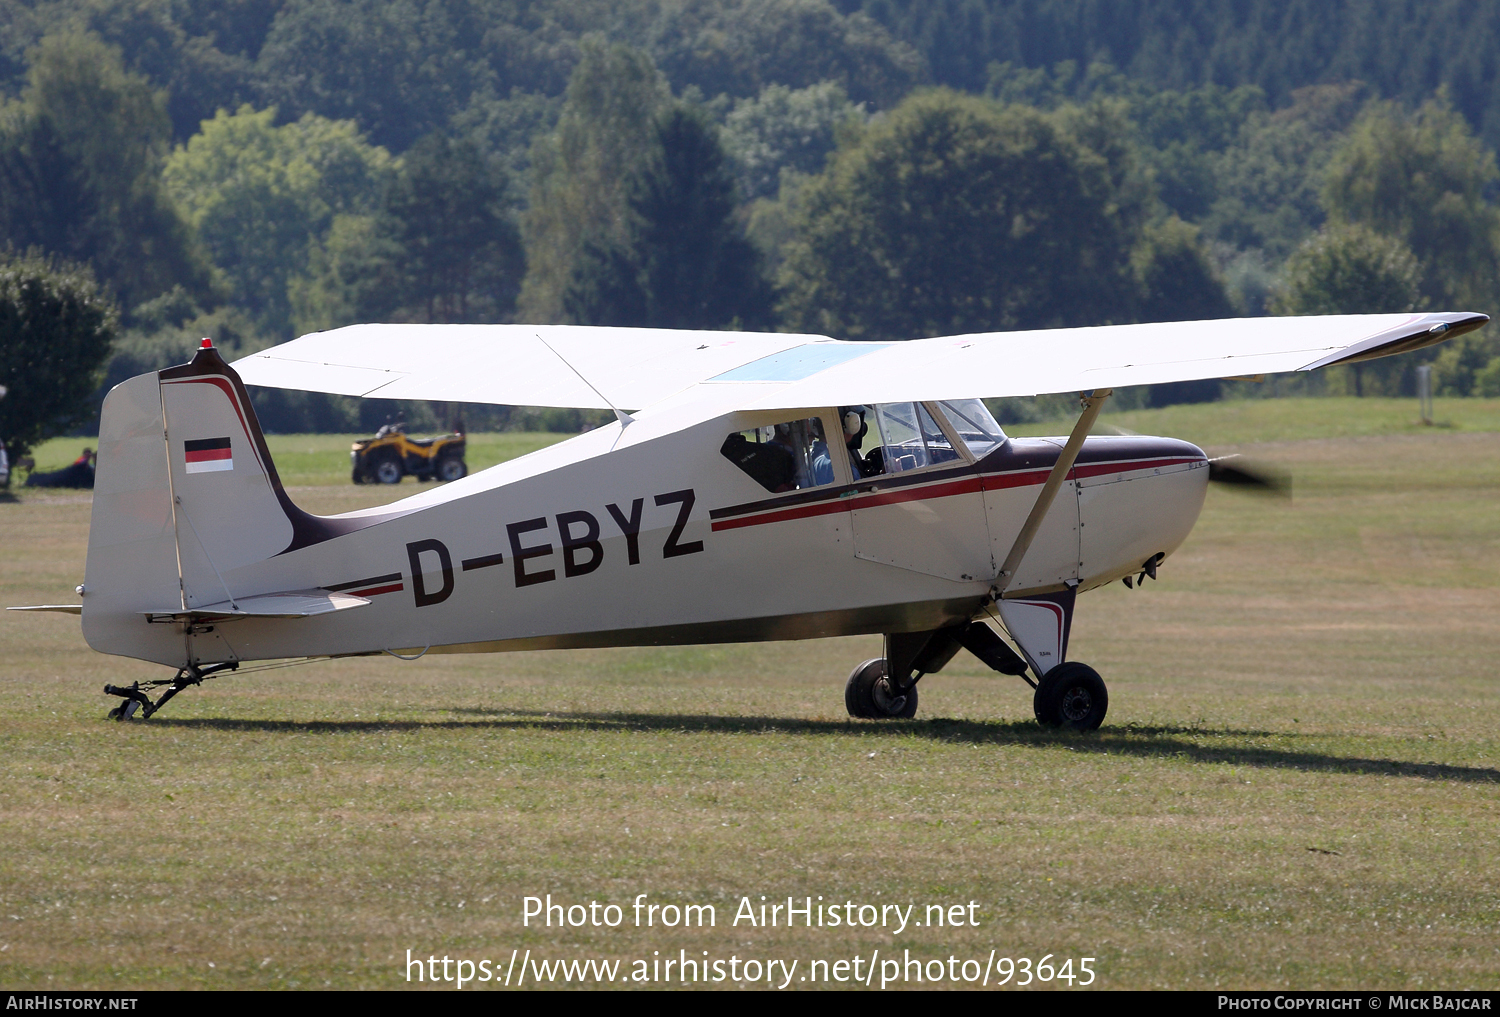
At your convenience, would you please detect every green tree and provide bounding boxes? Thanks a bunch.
[1271,224,1423,317]
[519,41,669,323]
[721,81,864,202]
[293,135,525,330]
[0,33,210,312]
[778,89,1144,339]
[163,104,392,336]
[1204,83,1368,261]
[253,0,490,152]
[63,0,262,143]
[1324,95,1500,311]
[0,252,117,469]
[564,105,771,329]
[1430,334,1499,398]
[289,214,394,335]
[650,0,923,110]
[1270,224,1424,396]
[378,133,524,323]
[1135,217,1236,324]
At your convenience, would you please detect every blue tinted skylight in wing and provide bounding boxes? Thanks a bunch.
[710,343,889,382]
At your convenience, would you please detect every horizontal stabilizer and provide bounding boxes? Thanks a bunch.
[7,604,83,615]
[141,589,371,620]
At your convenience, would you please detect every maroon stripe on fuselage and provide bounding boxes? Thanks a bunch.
[708,437,1205,533]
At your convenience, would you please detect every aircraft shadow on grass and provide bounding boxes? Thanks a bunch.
[158,710,1500,785]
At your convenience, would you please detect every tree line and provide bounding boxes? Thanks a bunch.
[3,0,1500,452]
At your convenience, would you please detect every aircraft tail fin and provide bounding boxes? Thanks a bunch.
[83,341,332,653]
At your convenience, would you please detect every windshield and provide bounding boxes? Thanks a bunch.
[936,399,1007,458]
[872,402,965,474]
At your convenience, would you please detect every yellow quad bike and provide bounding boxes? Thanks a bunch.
[351,426,467,484]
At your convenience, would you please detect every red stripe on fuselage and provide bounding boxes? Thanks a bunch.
[184,447,233,463]
[347,583,404,597]
[709,455,1203,532]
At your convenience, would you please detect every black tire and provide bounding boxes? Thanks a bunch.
[437,456,467,482]
[351,467,366,485]
[373,456,402,484]
[844,657,918,719]
[1033,662,1108,731]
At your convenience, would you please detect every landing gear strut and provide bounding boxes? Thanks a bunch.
[104,662,237,720]
[840,615,1111,731]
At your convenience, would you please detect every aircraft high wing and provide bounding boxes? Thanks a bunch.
[14,311,1488,729]
[231,313,1486,411]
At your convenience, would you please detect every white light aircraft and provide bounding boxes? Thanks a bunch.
[10,312,1486,728]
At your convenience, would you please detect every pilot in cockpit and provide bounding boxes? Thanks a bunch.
[841,405,882,479]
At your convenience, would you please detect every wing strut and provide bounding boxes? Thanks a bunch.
[995,389,1112,594]
[534,332,634,425]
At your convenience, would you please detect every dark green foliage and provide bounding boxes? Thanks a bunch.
[0,34,211,312]
[1271,225,1423,317]
[778,90,1146,339]
[451,89,564,207]
[66,0,262,142]
[853,1,1500,149]
[1136,217,1235,324]
[650,0,924,110]
[0,252,117,465]
[254,0,493,152]
[0,115,98,264]
[721,81,864,201]
[1129,84,1268,223]
[564,105,771,330]
[175,0,283,60]
[1324,96,1500,310]
[377,134,525,323]
[1430,334,1500,398]
[520,40,670,322]
[291,134,524,329]
[1202,83,1367,261]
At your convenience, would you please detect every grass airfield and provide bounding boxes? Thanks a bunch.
[2,398,1498,990]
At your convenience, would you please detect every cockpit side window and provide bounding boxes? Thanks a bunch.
[721,417,834,493]
[935,399,1007,458]
[871,402,966,475]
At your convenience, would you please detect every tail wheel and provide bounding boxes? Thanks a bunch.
[373,457,402,484]
[844,657,918,719]
[437,456,467,482]
[1033,662,1108,731]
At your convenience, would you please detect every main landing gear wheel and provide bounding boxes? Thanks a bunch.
[1033,662,1108,731]
[844,658,918,719]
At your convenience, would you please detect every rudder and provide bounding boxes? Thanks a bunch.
[83,341,307,663]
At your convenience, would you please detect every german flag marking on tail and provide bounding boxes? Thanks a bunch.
[185,437,233,473]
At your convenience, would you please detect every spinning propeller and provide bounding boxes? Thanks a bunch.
[1207,454,1291,496]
